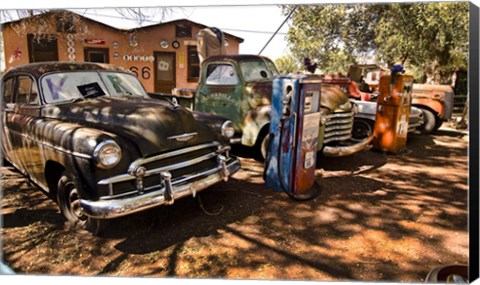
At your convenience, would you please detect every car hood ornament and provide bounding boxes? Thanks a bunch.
[167,132,198,142]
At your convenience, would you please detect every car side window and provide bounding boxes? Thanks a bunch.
[15,76,39,105]
[205,64,239,85]
[2,78,14,106]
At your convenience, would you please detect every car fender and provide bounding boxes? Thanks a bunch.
[35,119,140,200]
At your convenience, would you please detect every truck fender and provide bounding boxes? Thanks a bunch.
[241,105,271,147]
[411,99,444,119]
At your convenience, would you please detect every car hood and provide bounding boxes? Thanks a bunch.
[321,86,352,112]
[42,96,218,157]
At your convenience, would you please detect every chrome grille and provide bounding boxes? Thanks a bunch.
[323,111,354,144]
[99,142,228,199]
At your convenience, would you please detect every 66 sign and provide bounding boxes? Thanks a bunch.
[129,66,151,80]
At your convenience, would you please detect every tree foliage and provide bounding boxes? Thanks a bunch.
[284,2,469,82]
[114,8,174,27]
[0,8,174,38]
[274,54,301,74]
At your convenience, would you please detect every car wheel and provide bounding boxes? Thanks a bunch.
[57,171,108,235]
[433,118,443,132]
[254,127,270,161]
[85,217,109,236]
[259,134,271,161]
[352,119,374,141]
[420,109,438,134]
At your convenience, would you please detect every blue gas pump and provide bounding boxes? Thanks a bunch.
[264,75,322,200]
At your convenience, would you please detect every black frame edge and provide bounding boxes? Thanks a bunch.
[469,1,480,282]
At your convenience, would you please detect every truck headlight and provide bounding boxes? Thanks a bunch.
[94,140,122,169]
[221,120,235,139]
[351,103,359,114]
[320,114,328,125]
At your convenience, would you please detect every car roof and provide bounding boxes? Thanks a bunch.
[3,62,129,79]
[202,54,274,64]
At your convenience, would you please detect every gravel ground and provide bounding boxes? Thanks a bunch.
[0,125,469,282]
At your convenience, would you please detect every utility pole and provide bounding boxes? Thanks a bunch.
[258,6,297,55]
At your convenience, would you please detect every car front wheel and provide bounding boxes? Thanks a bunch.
[420,109,439,134]
[352,119,374,141]
[57,171,107,235]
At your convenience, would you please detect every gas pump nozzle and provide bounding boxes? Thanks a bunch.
[282,92,293,118]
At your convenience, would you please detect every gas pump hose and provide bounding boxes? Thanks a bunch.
[264,118,321,201]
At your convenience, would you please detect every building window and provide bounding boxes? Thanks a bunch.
[187,46,200,82]
[27,34,59,63]
[176,24,192,38]
[84,48,109,63]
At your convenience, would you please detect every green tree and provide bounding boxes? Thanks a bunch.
[274,54,301,74]
[284,2,469,83]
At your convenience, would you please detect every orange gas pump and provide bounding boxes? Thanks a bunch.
[373,71,414,153]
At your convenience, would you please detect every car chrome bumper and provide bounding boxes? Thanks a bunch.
[80,157,240,219]
[322,135,373,157]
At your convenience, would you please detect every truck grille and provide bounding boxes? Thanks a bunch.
[98,142,226,199]
[323,111,354,144]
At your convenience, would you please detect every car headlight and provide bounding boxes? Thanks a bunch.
[93,140,122,169]
[221,120,235,139]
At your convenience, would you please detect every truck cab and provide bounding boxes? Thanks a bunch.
[194,55,371,158]
[195,55,277,149]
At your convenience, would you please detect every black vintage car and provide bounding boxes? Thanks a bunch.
[1,62,240,234]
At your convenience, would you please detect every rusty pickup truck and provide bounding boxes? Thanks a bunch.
[170,55,371,158]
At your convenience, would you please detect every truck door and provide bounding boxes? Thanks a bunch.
[195,62,244,127]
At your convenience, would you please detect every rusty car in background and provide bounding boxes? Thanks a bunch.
[321,77,424,141]
[347,64,454,134]
[1,62,240,235]
[411,84,455,133]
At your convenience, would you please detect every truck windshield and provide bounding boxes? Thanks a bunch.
[239,60,276,82]
[100,72,148,98]
[41,71,148,104]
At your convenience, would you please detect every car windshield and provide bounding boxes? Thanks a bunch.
[239,59,277,82]
[41,71,148,104]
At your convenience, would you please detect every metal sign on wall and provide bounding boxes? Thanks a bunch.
[84,39,106,45]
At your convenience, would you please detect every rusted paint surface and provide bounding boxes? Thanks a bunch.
[195,55,277,146]
[319,85,351,113]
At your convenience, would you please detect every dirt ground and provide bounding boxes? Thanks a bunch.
[1,124,469,282]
